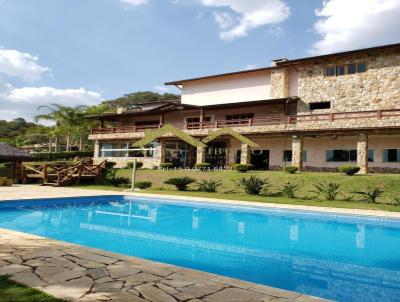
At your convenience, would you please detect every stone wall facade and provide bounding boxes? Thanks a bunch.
[270,68,289,98]
[297,49,400,114]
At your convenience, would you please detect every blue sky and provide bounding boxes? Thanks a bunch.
[1,0,400,120]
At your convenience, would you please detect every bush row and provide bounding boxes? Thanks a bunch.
[161,175,397,205]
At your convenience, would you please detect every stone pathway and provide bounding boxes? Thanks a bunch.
[0,229,329,302]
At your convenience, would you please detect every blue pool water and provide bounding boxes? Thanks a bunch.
[0,196,399,302]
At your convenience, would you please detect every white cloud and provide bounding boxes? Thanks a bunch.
[245,64,258,70]
[199,0,290,40]
[120,0,149,6]
[153,85,172,94]
[311,0,400,54]
[0,84,103,121]
[0,49,50,80]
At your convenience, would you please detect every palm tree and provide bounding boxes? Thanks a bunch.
[35,104,88,152]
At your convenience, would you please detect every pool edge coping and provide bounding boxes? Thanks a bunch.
[0,227,329,302]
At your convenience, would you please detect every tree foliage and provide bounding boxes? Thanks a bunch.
[102,91,180,109]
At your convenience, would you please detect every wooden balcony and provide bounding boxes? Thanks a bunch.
[90,108,400,137]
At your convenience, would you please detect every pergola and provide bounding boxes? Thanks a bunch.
[0,143,33,179]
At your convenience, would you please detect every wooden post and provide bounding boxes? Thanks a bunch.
[200,109,205,129]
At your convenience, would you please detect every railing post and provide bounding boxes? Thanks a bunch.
[248,118,253,126]
[377,110,382,119]
[329,113,334,122]
[215,121,218,128]
[287,116,292,124]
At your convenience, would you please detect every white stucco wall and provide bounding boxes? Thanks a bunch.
[181,71,272,106]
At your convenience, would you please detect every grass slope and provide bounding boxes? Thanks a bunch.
[78,169,400,212]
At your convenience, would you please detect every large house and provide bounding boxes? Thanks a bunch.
[88,43,400,173]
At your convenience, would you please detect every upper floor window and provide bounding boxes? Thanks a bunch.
[336,65,345,76]
[186,116,212,124]
[310,102,331,110]
[226,113,254,121]
[326,67,335,77]
[325,63,367,77]
[135,120,159,126]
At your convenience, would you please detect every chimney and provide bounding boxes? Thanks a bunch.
[271,58,288,67]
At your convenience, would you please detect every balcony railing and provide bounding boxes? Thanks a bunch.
[90,108,400,135]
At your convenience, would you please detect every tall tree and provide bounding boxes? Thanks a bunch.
[102,91,180,110]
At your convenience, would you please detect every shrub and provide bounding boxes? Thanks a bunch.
[135,181,152,190]
[160,162,174,169]
[339,165,360,176]
[239,176,269,195]
[103,170,130,187]
[312,182,340,201]
[283,166,299,174]
[195,163,211,171]
[352,188,384,203]
[197,179,222,192]
[105,161,117,169]
[126,161,143,169]
[234,164,254,172]
[165,177,196,191]
[32,151,93,162]
[279,182,299,198]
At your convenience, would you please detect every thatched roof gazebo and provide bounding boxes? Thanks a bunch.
[0,143,33,180]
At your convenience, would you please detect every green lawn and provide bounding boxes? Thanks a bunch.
[0,276,64,302]
[77,169,400,212]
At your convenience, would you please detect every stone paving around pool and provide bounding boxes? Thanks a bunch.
[0,229,328,302]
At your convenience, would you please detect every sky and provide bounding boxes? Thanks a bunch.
[1,0,400,121]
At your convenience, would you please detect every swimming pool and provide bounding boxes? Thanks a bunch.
[0,195,399,302]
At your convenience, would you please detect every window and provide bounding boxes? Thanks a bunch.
[135,120,159,127]
[186,116,212,123]
[336,65,345,76]
[326,149,374,162]
[283,150,292,162]
[325,62,366,76]
[226,113,254,120]
[309,102,331,110]
[283,150,308,162]
[348,63,357,74]
[326,150,357,162]
[326,67,335,76]
[368,149,374,162]
[383,149,400,162]
[357,63,367,73]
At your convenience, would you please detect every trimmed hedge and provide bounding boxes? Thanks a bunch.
[127,161,143,169]
[135,181,152,189]
[160,163,174,169]
[32,151,93,161]
[339,165,360,176]
[234,164,254,172]
[283,166,299,174]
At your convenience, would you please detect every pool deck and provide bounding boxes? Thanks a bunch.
[3,184,398,302]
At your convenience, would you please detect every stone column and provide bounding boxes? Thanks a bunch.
[93,141,100,158]
[157,140,166,163]
[196,146,206,164]
[240,144,251,164]
[291,135,303,170]
[357,133,368,174]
